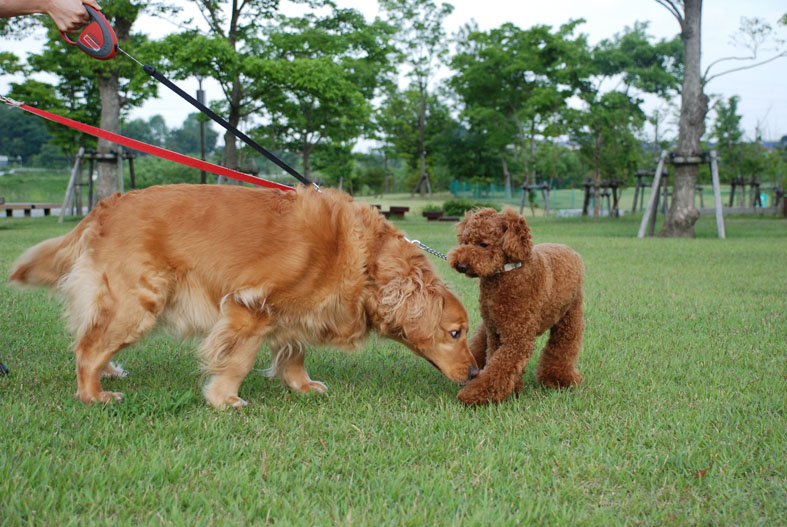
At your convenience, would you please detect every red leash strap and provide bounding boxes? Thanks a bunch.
[4,98,294,192]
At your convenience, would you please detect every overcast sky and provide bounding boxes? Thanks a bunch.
[2,0,786,142]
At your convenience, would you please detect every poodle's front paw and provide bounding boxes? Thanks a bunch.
[457,373,514,405]
[537,367,582,388]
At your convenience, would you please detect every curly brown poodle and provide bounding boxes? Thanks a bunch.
[447,207,584,405]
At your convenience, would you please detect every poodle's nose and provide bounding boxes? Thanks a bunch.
[469,367,480,380]
[456,263,469,274]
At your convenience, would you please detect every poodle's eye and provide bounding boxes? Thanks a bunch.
[449,329,462,339]
[479,243,488,248]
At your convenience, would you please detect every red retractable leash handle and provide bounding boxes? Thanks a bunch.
[60,5,117,60]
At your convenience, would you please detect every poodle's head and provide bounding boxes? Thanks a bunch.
[447,207,532,278]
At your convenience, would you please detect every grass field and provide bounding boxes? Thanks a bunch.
[1,206,785,526]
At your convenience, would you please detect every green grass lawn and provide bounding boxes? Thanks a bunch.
[1,207,785,526]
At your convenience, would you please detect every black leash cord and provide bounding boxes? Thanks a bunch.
[143,65,314,189]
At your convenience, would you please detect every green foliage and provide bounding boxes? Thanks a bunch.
[0,105,51,162]
[131,155,205,188]
[442,198,501,216]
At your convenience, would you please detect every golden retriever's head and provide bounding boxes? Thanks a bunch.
[447,207,532,278]
[373,242,479,384]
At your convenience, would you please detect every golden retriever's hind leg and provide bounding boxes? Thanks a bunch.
[74,308,156,404]
[201,303,272,409]
[272,345,327,395]
[536,295,584,388]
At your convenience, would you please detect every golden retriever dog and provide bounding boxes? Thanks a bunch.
[9,184,479,407]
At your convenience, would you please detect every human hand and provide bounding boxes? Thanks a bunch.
[45,0,102,33]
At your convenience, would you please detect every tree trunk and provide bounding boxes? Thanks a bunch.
[94,15,132,203]
[500,148,512,199]
[95,74,121,203]
[412,82,432,196]
[220,77,243,184]
[383,151,390,194]
[593,129,601,219]
[660,0,707,237]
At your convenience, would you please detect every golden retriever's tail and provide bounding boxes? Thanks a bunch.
[9,233,84,288]
[8,194,117,288]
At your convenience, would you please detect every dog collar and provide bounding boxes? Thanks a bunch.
[497,262,523,274]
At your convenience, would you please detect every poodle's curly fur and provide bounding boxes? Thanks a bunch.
[447,207,584,405]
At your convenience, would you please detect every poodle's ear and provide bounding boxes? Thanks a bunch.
[454,209,475,242]
[500,208,532,262]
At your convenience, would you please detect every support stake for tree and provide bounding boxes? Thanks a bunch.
[638,150,725,239]
[637,151,667,238]
[59,147,85,223]
[709,150,726,240]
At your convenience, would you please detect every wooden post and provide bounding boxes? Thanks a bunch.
[128,153,136,190]
[710,150,726,240]
[59,147,84,223]
[87,153,95,211]
[117,147,125,194]
[637,151,667,238]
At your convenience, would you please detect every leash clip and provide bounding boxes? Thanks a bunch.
[1,95,22,107]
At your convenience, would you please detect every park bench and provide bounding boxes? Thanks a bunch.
[3,202,61,217]
[379,206,410,219]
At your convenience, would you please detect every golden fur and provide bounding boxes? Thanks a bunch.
[447,207,584,405]
[9,184,478,407]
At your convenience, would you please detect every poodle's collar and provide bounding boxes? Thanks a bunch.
[497,262,523,274]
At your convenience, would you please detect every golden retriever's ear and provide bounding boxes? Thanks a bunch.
[501,208,532,262]
[378,273,444,350]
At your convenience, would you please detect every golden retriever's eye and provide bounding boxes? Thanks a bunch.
[449,329,462,339]
[479,243,488,248]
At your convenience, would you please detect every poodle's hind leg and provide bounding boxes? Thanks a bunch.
[269,344,327,395]
[201,300,273,409]
[536,294,584,388]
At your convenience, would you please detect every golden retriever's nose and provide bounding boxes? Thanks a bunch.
[469,367,480,379]
[456,263,469,274]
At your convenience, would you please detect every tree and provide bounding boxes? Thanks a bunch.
[569,22,680,217]
[0,104,51,162]
[249,9,395,181]
[711,95,744,185]
[166,112,219,155]
[655,1,787,236]
[376,84,453,191]
[380,0,454,196]
[122,114,168,147]
[156,0,282,178]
